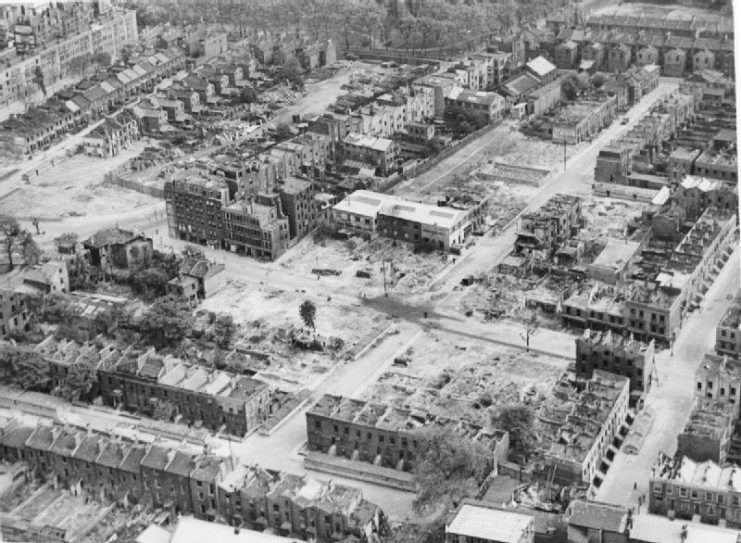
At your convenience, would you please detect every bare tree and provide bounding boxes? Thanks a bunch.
[0,216,29,270]
[520,314,539,353]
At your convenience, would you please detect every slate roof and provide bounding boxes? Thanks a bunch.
[141,445,170,471]
[73,434,103,462]
[0,425,34,450]
[165,450,196,477]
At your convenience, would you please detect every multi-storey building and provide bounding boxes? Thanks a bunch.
[716,291,741,359]
[278,176,318,240]
[514,194,582,262]
[82,110,139,158]
[222,196,290,260]
[0,288,32,337]
[675,176,738,221]
[576,329,655,393]
[695,353,741,406]
[444,88,506,122]
[340,134,399,176]
[306,395,509,473]
[649,453,741,527]
[552,96,618,144]
[694,149,737,184]
[165,173,233,248]
[677,397,736,465]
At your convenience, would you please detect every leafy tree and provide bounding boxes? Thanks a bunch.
[490,404,535,461]
[92,52,112,68]
[211,314,236,349]
[276,58,304,90]
[413,429,492,514]
[151,398,177,421]
[0,215,31,270]
[135,296,194,349]
[299,300,316,333]
[444,103,488,138]
[238,87,259,104]
[130,268,170,300]
[0,346,52,392]
[54,363,96,402]
[591,73,607,89]
[561,74,585,101]
[21,232,40,266]
[33,65,46,96]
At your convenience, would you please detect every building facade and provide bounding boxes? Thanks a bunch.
[576,329,655,393]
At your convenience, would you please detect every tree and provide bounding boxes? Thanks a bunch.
[0,215,28,270]
[33,65,46,96]
[211,314,236,349]
[238,87,259,104]
[299,300,316,333]
[520,314,539,353]
[277,58,304,90]
[591,73,607,89]
[490,404,535,461]
[151,398,177,421]
[54,363,96,402]
[413,429,492,514]
[135,296,194,349]
[561,73,585,101]
[92,52,112,68]
[0,346,52,392]
[21,232,40,266]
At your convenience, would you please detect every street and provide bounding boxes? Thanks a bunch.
[595,246,741,507]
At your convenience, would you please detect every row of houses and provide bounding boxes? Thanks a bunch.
[29,334,270,437]
[306,394,509,473]
[595,88,698,188]
[0,47,186,156]
[0,9,139,107]
[0,420,383,542]
[561,206,737,344]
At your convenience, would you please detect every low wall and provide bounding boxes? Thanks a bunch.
[104,171,165,198]
[304,451,417,491]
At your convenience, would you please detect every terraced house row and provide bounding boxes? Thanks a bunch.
[0,420,384,542]
[33,336,271,437]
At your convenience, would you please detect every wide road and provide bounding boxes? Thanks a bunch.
[595,245,740,508]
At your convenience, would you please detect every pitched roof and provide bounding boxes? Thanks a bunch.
[526,56,557,78]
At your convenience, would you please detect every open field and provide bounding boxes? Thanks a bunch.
[358,328,570,424]
[0,140,158,220]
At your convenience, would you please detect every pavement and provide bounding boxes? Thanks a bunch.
[595,245,741,509]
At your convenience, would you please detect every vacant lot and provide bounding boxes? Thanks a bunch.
[201,278,389,391]
[1,141,157,220]
[359,328,570,424]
